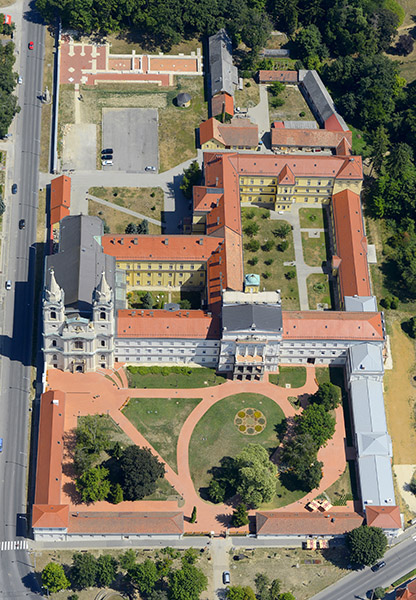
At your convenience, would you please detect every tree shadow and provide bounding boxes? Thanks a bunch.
[62,481,83,505]
[321,545,351,569]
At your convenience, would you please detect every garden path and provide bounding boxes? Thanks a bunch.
[47,365,348,534]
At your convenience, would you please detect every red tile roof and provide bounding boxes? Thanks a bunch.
[101,235,221,262]
[271,127,352,150]
[200,118,258,148]
[332,190,371,298]
[68,511,184,535]
[193,186,222,212]
[336,137,352,155]
[258,70,298,83]
[34,390,66,505]
[282,311,384,341]
[278,164,295,185]
[397,581,416,599]
[32,505,69,529]
[256,511,363,535]
[324,113,347,131]
[117,309,220,339]
[50,175,71,225]
[365,505,401,530]
[211,92,234,117]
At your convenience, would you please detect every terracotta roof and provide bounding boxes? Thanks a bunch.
[397,581,416,599]
[256,511,363,536]
[211,92,234,116]
[193,186,223,212]
[278,164,295,184]
[32,505,69,529]
[365,505,401,530]
[332,190,371,298]
[50,175,71,225]
[282,311,384,341]
[68,511,184,535]
[200,118,258,148]
[324,113,347,131]
[335,157,363,179]
[271,127,352,149]
[258,70,298,83]
[117,309,220,339]
[101,235,221,262]
[34,390,66,505]
[335,136,352,155]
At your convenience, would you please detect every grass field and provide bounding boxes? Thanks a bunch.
[39,30,54,172]
[126,366,227,389]
[268,85,315,124]
[88,200,161,234]
[315,366,344,389]
[323,462,357,505]
[241,208,299,309]
[189,393,304,508]
[106,33,202,57]
[349,124,369,156]
[234,78,260,108]
[307,273,332,310]
[57,84,76,157]
[89,185,164,222]
[299,206,326,229]
[122,397,201,472]
[301,232,328,267]
[269,366,307,388]
[230,547,349,600]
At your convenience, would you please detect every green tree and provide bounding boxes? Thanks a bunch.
[96,555,118,587]
[346,525,387,566]
[274,223,291,238]
[254,572,270,600]
[41,563,70,593]
[142,292,155,309]
[71,552,98,589]
[179,299,192,309]
[129,559,159,595]
[278,594,296,600]
[310,383,340,411]
[137,219,149,234]
[232,503,249,527]
[76,466,111,504]
[191,506,197,523]
[281,433,323,491]
[180,161,202,199]
[269,579,281,600]
[295,24,327,61]
[244,222,259,237]
[295,404,335,449]
[170,564,208,600]
[374,588,385,599]
[120,445,165,500]
[119,549,136,570]
[74,415,111,473]
[368,125,389,175]
[396,34,414,56]
[235,444,277,508]
[149,591,169,600]
[125,222,137,234]
[182,548,199,565]
[269,81,284,96]
[262,240,274,252]
[409,470,416,495]
[208,478,226,503]
[246,239,260,252]
[278,240,289,252]
[0,198,6,216]
[285,270,296,279]
[227,585,256,600]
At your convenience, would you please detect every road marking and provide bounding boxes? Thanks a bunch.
[0,539,28,551]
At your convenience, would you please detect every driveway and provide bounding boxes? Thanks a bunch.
[102,107,158,173]
[212,537,232,599]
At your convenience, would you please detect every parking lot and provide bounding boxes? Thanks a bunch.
[102,108,159,173]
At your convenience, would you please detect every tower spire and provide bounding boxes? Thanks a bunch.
[45,268,63,303]
[95,271,112,304]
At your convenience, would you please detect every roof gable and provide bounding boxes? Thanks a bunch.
[365,505,401,530]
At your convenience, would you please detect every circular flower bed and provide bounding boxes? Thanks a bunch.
[234,408,266,435]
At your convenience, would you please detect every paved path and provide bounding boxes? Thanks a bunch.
[86,193,162,226]
[247,84,270,139]
[211,537,231,599]
[47,365,349,534]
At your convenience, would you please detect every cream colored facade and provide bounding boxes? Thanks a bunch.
[117,260,206,291]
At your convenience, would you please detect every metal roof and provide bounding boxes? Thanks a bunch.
[299,70,348,131]
[356,432,392,457]
[344,296,378,312]
[357,455,396,507]
[349,379,387,433]
[222,303,282,333]
[349,343,384,375]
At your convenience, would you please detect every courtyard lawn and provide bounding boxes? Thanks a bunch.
[323,461,358,506]
[89,186,164,224]
[301,231,328,267]
[307,273,332,310]
[234,77,260,108]
[299,206,326,229]
[315,366,344,389]
[122,397,201,472]
[268,85,314,123]
[241,208,299,309]
[126,366,227,389]
[269,366,307,388]
[189,393,304,508]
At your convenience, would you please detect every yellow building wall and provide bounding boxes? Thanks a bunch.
[117,260,206,290]
[332,180,363,195]
[201,139,225,150]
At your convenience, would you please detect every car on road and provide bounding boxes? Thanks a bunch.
[18,76,23,84]
[0,437,3,452]
[19,219,25,230]
[101,154,113,160]
[11,183,17,194]
[101,148,113,154]
[5,280,12,290]
[145,166,156,172]
[222,572,230,585]
[28,41,34,50]
[102,160,113,166]
[371,561,386,572]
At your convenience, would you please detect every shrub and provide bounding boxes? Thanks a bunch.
[299,111,306,117]
[190,506,197,523]
[262,240,274,252]
[285,270,296,279]
[246,239,260,252]
[249,256,259,266]
[278,240,289,252]
[244,222,259,237]
[245,81,251,87]
[409,471,416,495]
[150,191,155,197]
[271,96,284,108]
[263,271,272,279]
[41,563,70,593]
[231,503,249,527]
[264,258,274,265]
[111,483,124,504]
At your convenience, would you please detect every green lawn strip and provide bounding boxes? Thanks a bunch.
[299,207,326,229]
[122,397,201,472]
[269,366,307,388]
[315,366,345,389]
[391,569,416,589]
[143,475,182,501]
[349,124,368,156]
[323,462,357,506]
[126,366,227,389]
[241,208,299,309]
[189,393,304,508]
[301,231,328,267]
[307,273,332,310]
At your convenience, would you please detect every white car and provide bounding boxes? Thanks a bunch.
[18,76,22,84]
[102,160,113,166]
[5,280,12,290]
[145,166,156,172]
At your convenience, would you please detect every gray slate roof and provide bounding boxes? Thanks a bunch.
[299,70,348,131]
[209,29,238,97]
[356,432,392,457]
[344,296,378,312]
[349,343,384,375]
[46,215,115,316]
[222,303,282,333]
[283,121,318,129]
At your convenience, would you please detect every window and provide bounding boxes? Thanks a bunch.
[52,354,57,361]
[180,265,184,270]
[101,363,105,368]
[100,355,105,361]
[148,264,152,269]
[50,311,56,320]
[52,340,57,347]
[191,265,194,270]
[100,311,106,320]
[53,364,58,368]
[74,341,83,350]
[101,340,106,347]
[159,265,162,269]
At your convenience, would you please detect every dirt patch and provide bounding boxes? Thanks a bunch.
[235,78,260,108]
[394,464,416,514]
[62,123,96,170]
[384,319,416,463]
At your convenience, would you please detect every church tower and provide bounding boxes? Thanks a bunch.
[91,271,115,370]
[43,268,65,369]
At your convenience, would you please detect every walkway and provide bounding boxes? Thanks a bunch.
[47,365,349,534]
[247,84,270,139]
[86,193,162,227]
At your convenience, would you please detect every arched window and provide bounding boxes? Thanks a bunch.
[52,340,57,347]
[50,311,56,320]
[52,354,57,361]
[100,311,106,320]
[100,354,105,361]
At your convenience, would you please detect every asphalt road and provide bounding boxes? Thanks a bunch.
[0,0,45,597]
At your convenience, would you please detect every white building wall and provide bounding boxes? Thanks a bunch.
[115,338,220,367]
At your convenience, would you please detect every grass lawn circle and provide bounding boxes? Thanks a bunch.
[234,407,266,435]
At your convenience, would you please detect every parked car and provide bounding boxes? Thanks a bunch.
[18,76,23,84]
[12,183,17,194]
[19,219,25,230]
[0,438,3,452]
[28,41,34,50]
[5,280,12,290]
[371,561,386,573]
[222,572,230,585]
[145,166,156,172]
[101,154,113,160]
[102,160,113,166]
[101,148,113,154]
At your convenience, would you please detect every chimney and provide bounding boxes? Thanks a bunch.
[120,238,124,245]
[164,238,169,245]
[133,238,138,245]
[52,399,59,406]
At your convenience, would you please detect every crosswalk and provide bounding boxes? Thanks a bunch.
[0,540,29,551]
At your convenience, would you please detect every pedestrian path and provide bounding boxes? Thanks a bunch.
[1,539,28,551]
[86,193,162,226]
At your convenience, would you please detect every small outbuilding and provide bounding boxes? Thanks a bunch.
[176,92,191,108]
